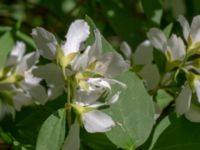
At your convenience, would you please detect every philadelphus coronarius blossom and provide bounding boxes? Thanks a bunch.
[31,20,129,133]
[147,15,200,122]
[0,41,47,119]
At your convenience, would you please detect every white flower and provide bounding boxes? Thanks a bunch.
[73,91,121,133]
[32,20,90,59]
[147,28,186,62]
[0,42,47,115]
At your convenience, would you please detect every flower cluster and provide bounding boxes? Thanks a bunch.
[0,41,47,119]
[145,15,200,122]
[0,20,129,133]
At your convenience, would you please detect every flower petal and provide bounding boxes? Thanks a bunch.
[190,15,200,44]
[194,79,200,103]
[89,29,102,60]
[74,89,103,106]
[175,84,192,115]
[13,92,33,111]
[177,15,190,41]
[83,110,115,133]
[16,52,39,75]
[147,28,167,51]
[134,40,153,65]
[31,27,57,60]
[167,34,186,61]
[185,104,200,122]
[6,41,25,66]
[33,63,64,87]
[62,20,90,56]
[96,52,129,77]
[120,41,132,60]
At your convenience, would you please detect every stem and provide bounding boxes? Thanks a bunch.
[67,78,72,127]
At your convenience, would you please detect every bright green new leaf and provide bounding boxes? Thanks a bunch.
[106,71,155,149]
[36,108,66,150]
[0,32,14,69]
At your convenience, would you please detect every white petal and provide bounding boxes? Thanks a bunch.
[75,89,104,106]
[31,27,57,60]
[103,78,127,89]
[20,82,47,104]
[6,41,25,66]
[32,63,65,100]
[71,46,91,71]
[33,63,64,87]
[147,28,167,51]
[96,52,129,77]
[194,80,200,103]
[190,15,200,44]
[83,110,115,133]
[87,78,111,90]
[89,29,102,60]
[24,69,41,85]
[16,52,39,75]
[62,120,80,150]
[185,104,200,122]
[62,20,90,55]
[167,34,186,61]
[177,15,190,41]
[175,84,192,115]
[120,41,132,60]
[13,92,33,111]
[134,40,153,65]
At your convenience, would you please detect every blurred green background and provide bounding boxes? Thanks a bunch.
[1,0,200,51]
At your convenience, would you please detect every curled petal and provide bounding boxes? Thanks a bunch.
[32,27,57,60]
[83,110,115,133]
[147,28,167,51]
[178,15,190,41]
[120,41,132,60]
[62,20,90,56]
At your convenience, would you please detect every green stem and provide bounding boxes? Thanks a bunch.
[67,78,72,127]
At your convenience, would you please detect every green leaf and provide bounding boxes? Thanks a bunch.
[62,120,80,150]
[81,132,116,150]
[156,89,173,112]
[85,15,115,53]
[141,0,163,25]
[16,31,36,49]
[163,23,174,38]
[106,71,155,149]
[36,108,66,150]
[150,113,200,150]
[0,32,14,69]
[99,0,144,47]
